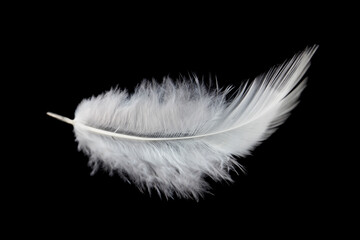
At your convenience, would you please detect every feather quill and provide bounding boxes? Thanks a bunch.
[47,46,318,199]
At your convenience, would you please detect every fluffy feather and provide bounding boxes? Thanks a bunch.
[47,46,318,199]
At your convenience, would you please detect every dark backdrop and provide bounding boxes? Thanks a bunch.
[11,6,338,236]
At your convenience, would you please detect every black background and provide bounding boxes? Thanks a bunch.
[9,5,345,236]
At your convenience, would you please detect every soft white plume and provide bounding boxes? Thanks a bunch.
[48,46,318,200]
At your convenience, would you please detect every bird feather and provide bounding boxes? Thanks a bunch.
[47,46,318,199]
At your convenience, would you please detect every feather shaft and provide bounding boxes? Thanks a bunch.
[46,112,74,125]
[47,99,283,141]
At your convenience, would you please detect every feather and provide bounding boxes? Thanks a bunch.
[47,46,318,200]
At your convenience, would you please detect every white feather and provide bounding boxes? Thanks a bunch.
[47,46,318,199]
